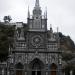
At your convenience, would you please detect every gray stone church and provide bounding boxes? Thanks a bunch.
[0,0,62,75]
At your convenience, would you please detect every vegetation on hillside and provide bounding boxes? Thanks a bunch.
[59,32,75,61]
[59,32,75,52]
[59,32,75,71]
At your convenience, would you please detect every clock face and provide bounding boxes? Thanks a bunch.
[31,35,43,47]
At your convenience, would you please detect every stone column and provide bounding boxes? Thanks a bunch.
[35,71,37,75]
[7,71,9,75]
[46,71,48,75]
[59,58,62,64]
[2,69,4,75]
[25,72,27,75]
[70,70,73,75]
[64,71,65,75]
[35,69,37,75]
[58,64,62,75]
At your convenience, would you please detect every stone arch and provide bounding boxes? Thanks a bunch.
[29,55,45,65]
[29,58,45,75]
[15,60,24,65]
[15,62,24,75]
[15,62,24,69]
[29,58,44,69]
[50,63,57,75]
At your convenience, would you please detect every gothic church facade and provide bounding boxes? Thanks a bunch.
[0,0,62,75]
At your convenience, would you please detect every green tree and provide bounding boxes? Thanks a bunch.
[0,23,15,62]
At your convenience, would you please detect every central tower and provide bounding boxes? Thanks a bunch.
[28,0,47,31]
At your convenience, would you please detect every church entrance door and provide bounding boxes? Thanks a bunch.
[15,63,24,75]
[32,71,41,75]
[51,63,57,75]
[16,70,23,75]
[29,58,44,75]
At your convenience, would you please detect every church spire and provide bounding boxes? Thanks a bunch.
[33,0,41,15]
[35,0,40,7]
[28,6,30,18]
[44,7,47,19]
[50,24,54,38]
[45,7,47,19]
[50,24,53,33]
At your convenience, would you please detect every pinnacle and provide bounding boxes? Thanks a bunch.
[35,0,40,7]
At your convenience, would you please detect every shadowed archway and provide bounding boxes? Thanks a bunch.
[15,63,24,75]
[50,63,57,75]
[29,58,44,75]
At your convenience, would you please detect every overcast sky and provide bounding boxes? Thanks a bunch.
[0,0,75,43]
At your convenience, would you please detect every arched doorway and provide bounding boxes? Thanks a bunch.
[29,58,44,75]
[50,63,57,75]
[15,63,24,75]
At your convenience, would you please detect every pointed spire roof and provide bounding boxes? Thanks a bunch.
[50,24,53,33]
[33,0,41,15]
[28,6,30,18]
[57,27,59,38]
[50,24,54,38]
[35,0,40,7]
[44,7,47,19]
[45,7,47,19]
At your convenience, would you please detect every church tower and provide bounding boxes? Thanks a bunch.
[28,0,47,31]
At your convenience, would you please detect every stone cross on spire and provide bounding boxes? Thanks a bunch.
[35,0,39,7]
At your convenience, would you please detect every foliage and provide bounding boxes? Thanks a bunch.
[59,32,75,69]
[62,52,74,61]
[59,32,75,51]
[3,16,12,22]
[59,32,75,60]
[0,23,15,62]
